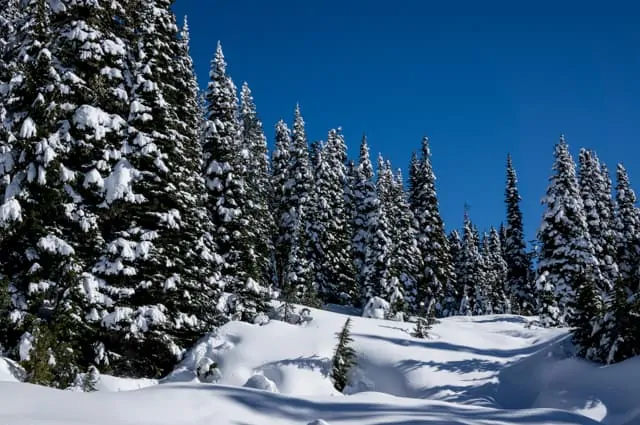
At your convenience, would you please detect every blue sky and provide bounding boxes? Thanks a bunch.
[172,1,640,242]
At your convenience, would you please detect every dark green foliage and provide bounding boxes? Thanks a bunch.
[331,318,356,393]
[504,154,535,314]
[570,267,604,361]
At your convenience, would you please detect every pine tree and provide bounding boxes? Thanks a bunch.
[598,164,640,363]
[90,1,224,378]
[484,227,509,314]
[578,149,618,294]
[330,318,356,392]
[504,154,534,314]
[457,213,486,315]
[271,120,292,290]
[571,266,604,361]
[202,42,268,322]
[410,137,453,317]
[0,0,136,382]
[448,229,463,315]
[307,129,356,304]
[536,136,599,326]
[388,169,422,314]
[351,135,375,299]
[358,157,398,313]
[240,83,274,287]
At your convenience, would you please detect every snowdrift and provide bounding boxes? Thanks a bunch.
[1,303,638,425]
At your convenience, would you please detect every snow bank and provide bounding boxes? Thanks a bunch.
[0,357,24,382]
[0,304,638,425]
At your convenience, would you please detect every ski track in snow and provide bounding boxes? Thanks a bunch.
[1,304,639,425]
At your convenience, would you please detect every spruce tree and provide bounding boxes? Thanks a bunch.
[578,149,618,294]
[92,1,223,378]
[504,154,534,314]
[271,120,292,289]
[484,227,509,314]
[286,105,314,298]
[330,318,356,392]
[202,42,268,322]
[307,129,356,304]
[598,164,640,363]
[388,169,422,314]
[536,136,599,326]
[351,135,375,299]
[0,0,133,383]
[240,83,274,287]
[410,137,454,317]
[571,266,604,361]
[457,213,486,315]
[448,229,463,315]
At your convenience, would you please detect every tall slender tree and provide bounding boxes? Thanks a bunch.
[504,154,534,314]
[409,137,453,316]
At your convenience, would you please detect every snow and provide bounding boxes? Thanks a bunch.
[1,305,639,425]
[37,234,75,256]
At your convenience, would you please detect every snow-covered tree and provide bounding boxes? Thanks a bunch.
[504,154,534,314]
[457,213,486,315]
[307,129,356,304]
[240,83,273,287]
[388,169,422,314]
[578,149,618,294]
[536,136,599,326]
[483,227,509,314]
[330,318,356,392]
[91,1,224,378]
[202,42,268,322]
[272,107,315,305]
[351,135,375,299]
[409,137,454,317]
[598,164,640,363]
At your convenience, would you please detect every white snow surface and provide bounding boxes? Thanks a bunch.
[1,304,639,425]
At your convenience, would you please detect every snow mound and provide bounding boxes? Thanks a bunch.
[362,296,390,319]
[307,420,330,425]
[244,373,279,393]
[0,357,24,382]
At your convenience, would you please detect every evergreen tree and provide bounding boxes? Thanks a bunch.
[359,157,401,314]
[598,164,640,363]
[388,169,422,314]
[240,83,274,287]
[202,42,268,322]
[448,229,463,315]
[351,135,375,298]
[571,266,604,361]
[578,149,618,294]
[457,213,486,315]
[92,1,223,378]
[271,120,291,289]
[330,318,356,392]
[0,0,136,382]
[484,227,509,314]
[536,136,599,326]
[504,154,534,314]
[410,137,453,317]
[307,129,356,304]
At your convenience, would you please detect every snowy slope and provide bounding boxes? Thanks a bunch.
[1,304,638,425]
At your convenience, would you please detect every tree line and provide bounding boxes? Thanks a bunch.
[0,0,637,387]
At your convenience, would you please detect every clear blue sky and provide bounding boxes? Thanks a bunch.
[172,1,640,242]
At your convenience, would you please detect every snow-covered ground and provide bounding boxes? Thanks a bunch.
[1,304,639,425]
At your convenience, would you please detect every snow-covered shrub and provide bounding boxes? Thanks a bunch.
[196,358,222,383]
[362,296,390,319]
[268,302,313,325]
[243,373,278,393]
